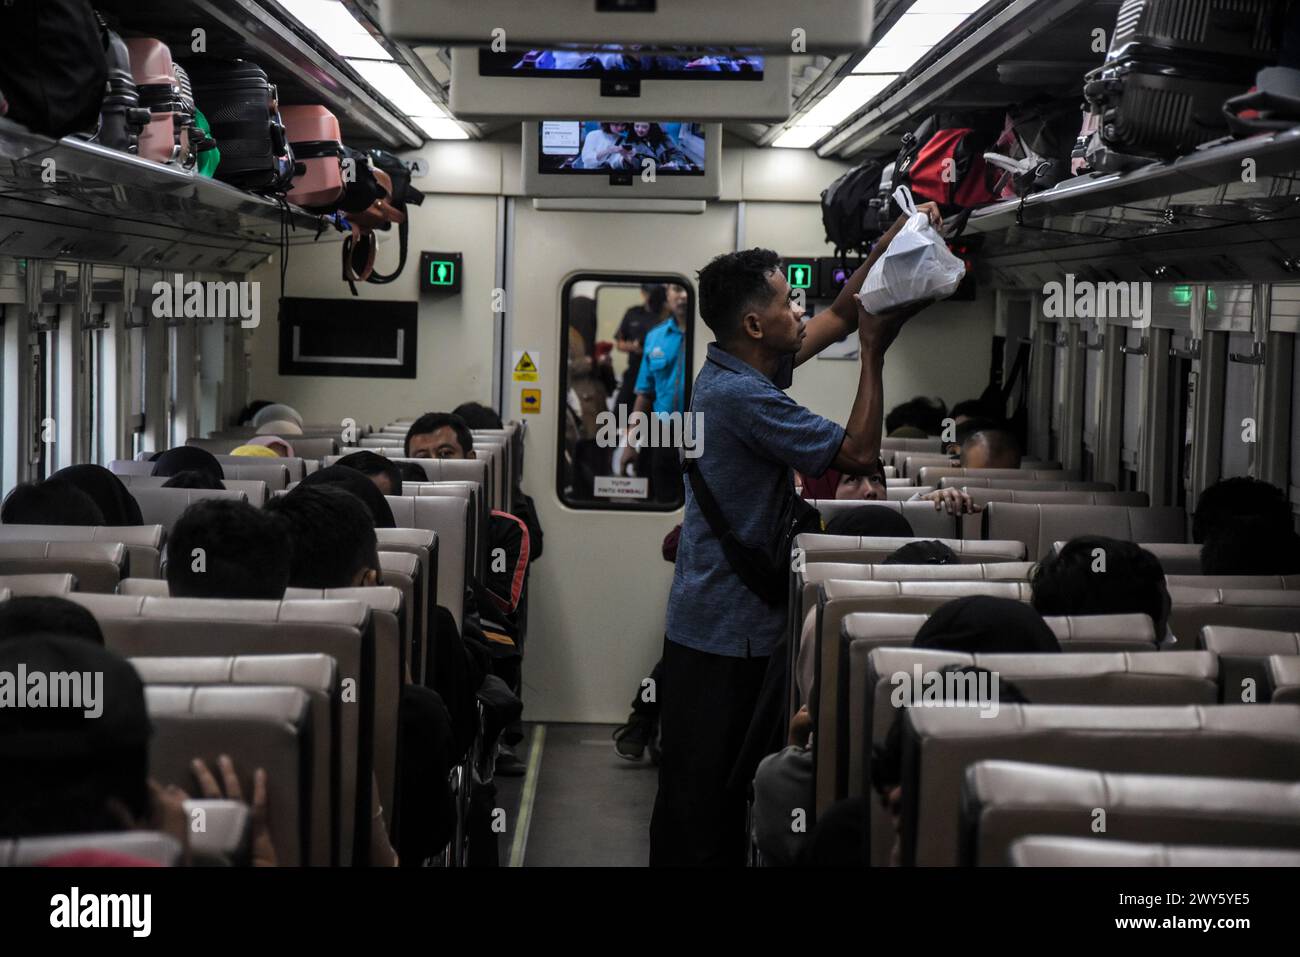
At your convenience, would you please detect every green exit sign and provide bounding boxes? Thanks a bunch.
[786,261,814,291]
[419,251,463,295]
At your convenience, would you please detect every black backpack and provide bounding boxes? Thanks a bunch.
[366,148,425,285]
[820,160,884,255]
[0,0,108,138]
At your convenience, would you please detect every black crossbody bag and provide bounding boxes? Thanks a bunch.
[683,457,822,607]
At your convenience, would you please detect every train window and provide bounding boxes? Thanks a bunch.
[1221,332,1256,479]
[1120,325,1143,491]
[557,274,694,511]
[1291,335,1300,525]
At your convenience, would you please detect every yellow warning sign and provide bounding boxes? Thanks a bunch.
[521,389,541,414]
[513,351,539,382]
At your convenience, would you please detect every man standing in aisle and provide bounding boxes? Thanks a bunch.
[650,203,944,866]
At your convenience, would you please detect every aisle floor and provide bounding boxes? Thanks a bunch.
[494,723,658,867]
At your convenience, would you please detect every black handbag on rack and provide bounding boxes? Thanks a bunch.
[0,0,108,138]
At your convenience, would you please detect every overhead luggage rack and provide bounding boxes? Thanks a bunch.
[0,118,331,270]
[962,128,1300,283]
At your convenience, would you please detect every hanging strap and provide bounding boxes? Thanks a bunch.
[891,184,917,216]
[367,214,408,285]
[1001,339,1031,405]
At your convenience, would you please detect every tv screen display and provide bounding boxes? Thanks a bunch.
[539,121,706,175]
[481,48,764,80]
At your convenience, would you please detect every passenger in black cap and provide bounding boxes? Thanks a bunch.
[49,464,143,526]
[0,596,105,645]
[151,446,225,484]
[298,464,396,529]
[0,479,105,526]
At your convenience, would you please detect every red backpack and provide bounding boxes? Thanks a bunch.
[891,113,1002,221]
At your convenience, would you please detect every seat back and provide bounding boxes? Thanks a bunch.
[1203,626,1300,705]
[132,654,338,866]
[398,483,485,583]
[0,572,75,596]
[806,501,957,540]
[1169,587,1300,650]
[902,704,1300,866]
[146,684,312,865]
[942,477,1116,491]
[986,503,1185,559]
[920,467,1080,486]
[130,487,247,532]
[375,528,436,685]
[0,541,125,593]
[214,455,309,481]
[885,486,934,501]
[0,832,181,866]
[963,761,1300,867]
[0,524,164,578]
[71,594,374,866]
[796,533,1026,566]
[1007,835,1300,867]
[386,496,469,631]
[859,648,1216,864]
[959,489,1148,539]
[1268,656,1300,704]
[116,474,270,504]
[880,437,943,453]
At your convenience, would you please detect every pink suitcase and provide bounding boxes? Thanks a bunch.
[125,38,181,164]
[282,105,345,210]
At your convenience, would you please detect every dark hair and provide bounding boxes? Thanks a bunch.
[885,396,947,436]
[265,484,378,589]
[950,399,990,420]
[646,285,668,315]
[49,465,143,526]
[1031,536,1169,637]
[151,446,224,482]
[1,480,105,526]
[915,595,1060,654]
[167,499,291,601]
[336,451,403,496]
[236,400,274,426]
[961,426,1022,467]
[824,505,914,538]
[1192,476,1291,544]
[697,247,781,342]
[0,596,105,645]
[953,416,1001,447]
[0,635,151,837]
[883,540,959,565]
[298,464,396,528]
[404,412,473,458]
[452,402,504,430]
[395,461,429,484]
[1201,515,1300,576]
[162,469,225,490]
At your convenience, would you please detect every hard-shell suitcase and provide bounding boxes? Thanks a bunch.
[173,63,217,172]
[126,37,182,164]
[186,58,294,191]
[282,105,345,210]
[1106,0,1284,72]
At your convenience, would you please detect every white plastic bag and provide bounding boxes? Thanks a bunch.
[855,186,966,315]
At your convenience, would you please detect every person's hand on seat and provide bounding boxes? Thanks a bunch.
[191,755,277,867]
[919,488,982,516]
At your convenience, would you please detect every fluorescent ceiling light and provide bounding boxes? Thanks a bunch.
[878,12,972,47]
[773,126,830,149]
[908,0,987,14]
[799,74,896,128]
[853,45,932,74]
[279,0,391,60]
[349,59,443,115]
[415,117,470,140]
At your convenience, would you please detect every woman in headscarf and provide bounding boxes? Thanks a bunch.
[251,403,303,429]
[298,464,395,529]
[244,435,295,458]
[151,447,224,485]
[256,419,303,437]
[230,444,280,459]
[48,464,143,526]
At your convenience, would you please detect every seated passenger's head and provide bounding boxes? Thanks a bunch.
[162,469,224,490]
[959,426,1022,469]
[885,396,946,437]
[0,636,150,838]
[949,399,987,427]
[0,596,105,645]
[1,480,105,526]
[256,419,302,437]
[151,446,224,484]
[265,484,380,589]
[698,248,799,353]
[916,595,1060,654]
[945,416,1000,456]
[1031,536,1171,640]
[48,465,142,526]
[245,435,295,458]
[1200,514,1300,576]
[834,462,889,501]
[452,402,503,430]
[404,413,474,460]
[395,461,429,485]
[166,499,291,600]
[335,451,403,496]
[251,403,303,430]
[824,504,914,537]
[1192,476,1291,544]
[230,444,280,459]
[883,540,959,565]
[298,465,396,528]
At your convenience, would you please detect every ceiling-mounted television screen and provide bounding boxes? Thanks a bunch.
[450,48,790,120]
[480,48,765,80]
[377,0,873,54]
[539,122,707,176]
[522,121,721,199]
